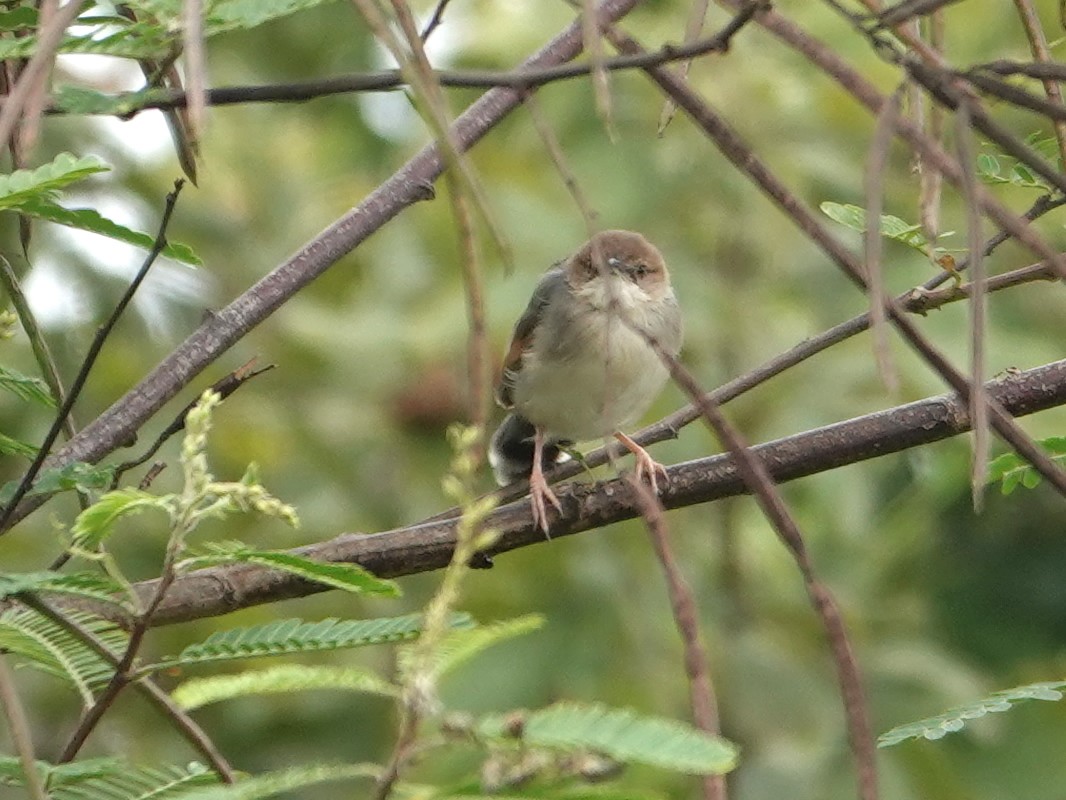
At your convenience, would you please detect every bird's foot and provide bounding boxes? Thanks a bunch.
[615,431,669,495]
[529,465,563,537]
[632,447,669,495]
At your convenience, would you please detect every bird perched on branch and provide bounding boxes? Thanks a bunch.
[489,229,683,535]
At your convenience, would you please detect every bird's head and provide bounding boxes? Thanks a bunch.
[567,229,671,301]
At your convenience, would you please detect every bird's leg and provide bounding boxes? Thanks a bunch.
[529,427,563,536]
[614,431,669,495]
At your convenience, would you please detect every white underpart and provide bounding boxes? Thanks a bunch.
[513,274,671,442]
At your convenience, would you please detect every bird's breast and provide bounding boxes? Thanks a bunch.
[512,292,677,442]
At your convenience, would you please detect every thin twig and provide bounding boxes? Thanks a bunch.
[917,11,944,248]
[962,70,1066,122]
[116,4,199,183]
[1010,0,1066,169]
[353,0,511,264]
[874,0,964,28]
[974,60,1066,80]
[630,336,878,800]
[0,655,46,800]
[450,179,491,451]
[524,92,599,232]
[17,24,765,117]
[138,462,167,490]
[18,0,58,159]
[657,0,710,135]
[864,84,904,393]
[58,521,186,761]
[182,0,207,151]
[854,0,950,69]
[0,255,77,439]
[954,106,988,511]
[0,180,185,533]
[580,0,615,139]
[0,0,82,150]
[17,595,235,780]
[903,259,1058,311]
[629,476,725,800]
[108,359,275,490]
[420,0,454,41]
[377,0,495,450]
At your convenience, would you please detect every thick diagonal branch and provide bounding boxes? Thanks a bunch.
[70,357,1066,629]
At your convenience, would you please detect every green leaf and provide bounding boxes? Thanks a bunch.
[149,613,474,670]
[17,198,201,265]
[0,22,176,61]
[0,570,127,608]
[879,681,1066,747]
[976,146,1052,191]
[976,153,1001,179]
[0,431,37,458]
[408,614,544,679]
[431,784,659,800]
[49,761,219,800]
[0,364,55,405]
[243,551,398,596]
[0,755,124,789]
[1010,163,1037,186]
[165,763,377,800]
[819,201,930,252]
[0,609,126,705]
[820,200,865,232]
[986,437,1066,494]
[0,7,38,31]
[0,152,109,210]
[173,664,398,709]
[70,488,171,549]
[52,85,174,117]
[0,461,116,505]
[183,542,398,597]
[203,0,346,34]
[478,703,738,775]
[0,2,345,62]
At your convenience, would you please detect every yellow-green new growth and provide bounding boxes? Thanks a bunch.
[68,389,298,579]
[174,390,299,537]
[402,424,499,715]
[0,309,16,339]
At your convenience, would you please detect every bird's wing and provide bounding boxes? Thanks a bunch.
[495,266,567,409]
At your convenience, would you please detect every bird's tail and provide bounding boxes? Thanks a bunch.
[488,413,568,486]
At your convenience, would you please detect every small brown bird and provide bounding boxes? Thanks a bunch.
[489,230,683,534]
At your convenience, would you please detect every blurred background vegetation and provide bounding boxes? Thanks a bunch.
[2,0,1066,798]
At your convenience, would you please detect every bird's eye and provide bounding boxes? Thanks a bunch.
[633,264,648,279]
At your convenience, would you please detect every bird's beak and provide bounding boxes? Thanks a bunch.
[606,256,624,274]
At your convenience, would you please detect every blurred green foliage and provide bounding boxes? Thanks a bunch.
[2,0,1066,798]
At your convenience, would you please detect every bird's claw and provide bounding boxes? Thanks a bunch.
[632,448,669,496]
[529,468,563,537]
